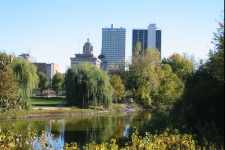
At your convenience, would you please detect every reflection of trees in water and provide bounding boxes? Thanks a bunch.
[132,110,170,135]
[63,115,126,148]
[0,111,169,148]
[0,120,47,137]
[47,119,63,139]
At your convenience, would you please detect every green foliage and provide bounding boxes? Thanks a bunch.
[171,18,224,147]
[108,59,128,88]
[0,124,36,149]
[0,52,19,102]
[207,20,224,82]
[162,53,195,82]
[1,126,222,150]
[65,63,115,108]
[152,64,184,105]
[51,72,64,97]
[110,75,125,102]
[37,72,48,97]
[10,57,39,108]
[128,42,161,106]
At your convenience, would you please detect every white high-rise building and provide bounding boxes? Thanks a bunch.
[101,24,126,70]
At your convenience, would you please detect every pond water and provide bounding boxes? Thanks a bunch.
[0,110,169,149]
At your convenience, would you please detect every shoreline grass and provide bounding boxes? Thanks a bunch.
[0,96,138,121]
[30,96,67,108]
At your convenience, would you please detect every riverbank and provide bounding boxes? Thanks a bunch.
[0,104,142,121]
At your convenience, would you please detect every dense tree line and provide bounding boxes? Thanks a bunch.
[125,42,190,107]
[171,20,224,146]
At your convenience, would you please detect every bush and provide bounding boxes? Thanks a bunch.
[0,125,223,150]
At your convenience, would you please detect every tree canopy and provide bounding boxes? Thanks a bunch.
[162,53,195,82]
[51,72,64,97]
[171,18,224,146]
[152,64,184,105]
[65,63,115,108]
[37,72,48,97]
[0,52,19,101]
[10,57,39,108]
[128,42,161,106]
[110,75,125,102]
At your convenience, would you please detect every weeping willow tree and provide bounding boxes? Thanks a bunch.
[65,63,115,108]
[10,57,39,109]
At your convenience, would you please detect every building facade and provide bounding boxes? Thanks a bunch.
[33,63,59,85]
[132,24,161,58]
[132,29,148,53]
[101,24,126,70]
[46,63,59,85]
[70,39,101,68]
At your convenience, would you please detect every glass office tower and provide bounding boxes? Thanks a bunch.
[132,24,161,58]
[101,24,126,70]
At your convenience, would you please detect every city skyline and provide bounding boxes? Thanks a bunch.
[0,0,223,73]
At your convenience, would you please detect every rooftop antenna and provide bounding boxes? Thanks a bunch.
[88,33,90,41]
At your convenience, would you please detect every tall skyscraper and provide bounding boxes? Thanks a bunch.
[132,24,161,58]
[132,29,148,53]
[101,24,126,70]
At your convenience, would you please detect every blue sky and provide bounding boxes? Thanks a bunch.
[0,0,224,73]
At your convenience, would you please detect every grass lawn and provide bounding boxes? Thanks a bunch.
[30,96,67,108]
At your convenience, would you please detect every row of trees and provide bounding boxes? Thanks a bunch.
[108,42,194,107]
[0,54,65,109]
[170,20,224,146]
[37,71,64,97]
[62,41,195,109]
[0,38,195,110]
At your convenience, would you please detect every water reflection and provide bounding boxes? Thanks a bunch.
[123,124,130,138]
[0,110,156,149]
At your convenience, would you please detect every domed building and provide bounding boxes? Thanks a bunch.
[98,52,107,71]
[70,39,101,68]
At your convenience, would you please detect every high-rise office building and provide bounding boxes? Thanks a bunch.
[132,29,148,53]
[132,24,161,58]
[101,24,126,70]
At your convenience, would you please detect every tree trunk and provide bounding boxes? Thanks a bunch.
[41,90,43,97]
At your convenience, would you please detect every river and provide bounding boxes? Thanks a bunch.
[0,110,169,149]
